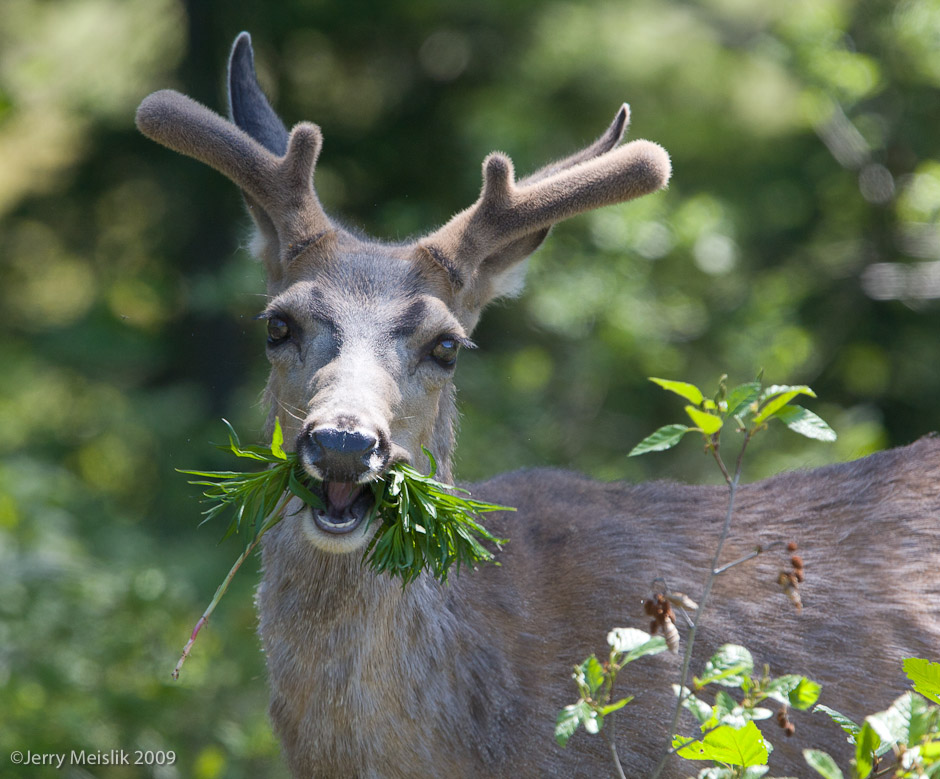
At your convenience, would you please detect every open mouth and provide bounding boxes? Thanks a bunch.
[310,481,376,535]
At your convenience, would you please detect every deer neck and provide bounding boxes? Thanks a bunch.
[428,381,458,483]
[257,504,479,715]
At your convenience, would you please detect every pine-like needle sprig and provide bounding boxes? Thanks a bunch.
[171,419,512,678]
[364,450,508,584]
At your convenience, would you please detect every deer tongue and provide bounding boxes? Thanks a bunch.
[326,482,363,512]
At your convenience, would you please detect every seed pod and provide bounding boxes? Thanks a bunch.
[777,571,803,611]
[787,541,798,552]
[791,555,804,570]
[666,591,699,612]
[662,615,680,654]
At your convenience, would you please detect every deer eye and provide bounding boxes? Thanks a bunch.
[266,316,291,345]
[430,336,460,367]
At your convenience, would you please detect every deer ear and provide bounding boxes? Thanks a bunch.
[228,32,288,155]
[476,229,549,301]
[227,32,291,280]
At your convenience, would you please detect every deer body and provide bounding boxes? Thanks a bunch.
[138,34,940,778]
[258,444,940,778]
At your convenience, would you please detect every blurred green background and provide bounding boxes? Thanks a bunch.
[2,0,939,776]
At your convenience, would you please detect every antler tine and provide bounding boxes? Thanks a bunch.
[516,103,630,187]
[421,129,670,275]
[136,89,330,247]
[497,138,670,232]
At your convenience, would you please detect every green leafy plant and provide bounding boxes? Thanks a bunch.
[807,658,940,779]
[558,374,837,778]
[670,644,820,776]
[629,376,836,460]
[555,627,668,758]
[172,419,511,678]
[559,374,940,779]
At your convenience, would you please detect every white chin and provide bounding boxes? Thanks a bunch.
[299,507,378,554]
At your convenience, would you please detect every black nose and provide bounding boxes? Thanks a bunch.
[302,427,380,481]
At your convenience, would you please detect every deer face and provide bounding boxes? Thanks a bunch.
[260,250,469,549]
[135,31,670,554]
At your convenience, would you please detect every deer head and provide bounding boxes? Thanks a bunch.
[136,32,670,555]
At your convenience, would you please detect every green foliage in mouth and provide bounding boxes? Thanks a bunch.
[171,419,512,679]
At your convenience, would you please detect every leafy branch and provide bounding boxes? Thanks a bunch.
[557,373,838,777]
[558,373,940,778]
[807,658,940,779]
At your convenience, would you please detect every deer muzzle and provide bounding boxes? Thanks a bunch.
[296,424,390,537]
[305,428,380,481]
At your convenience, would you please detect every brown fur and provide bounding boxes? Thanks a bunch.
[138,32,940,778]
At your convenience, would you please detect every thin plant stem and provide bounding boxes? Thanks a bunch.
[712,541,784,576]
[709,436,733,485]
[649,430,752,779]
[172,490,293,680]
[603,716,628,779]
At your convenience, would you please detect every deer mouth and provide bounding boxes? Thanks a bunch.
[311,481,375,534]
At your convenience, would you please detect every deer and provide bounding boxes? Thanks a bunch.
[137,32,940,778]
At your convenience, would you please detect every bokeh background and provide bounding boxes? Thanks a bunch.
[2,0,939,776]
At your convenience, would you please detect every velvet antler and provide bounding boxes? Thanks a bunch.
[135,88,331,253]
[417,106,671,287]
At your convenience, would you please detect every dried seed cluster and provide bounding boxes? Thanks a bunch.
[644,593,679,653]
[776,705,796,737]
[777,541,805,611]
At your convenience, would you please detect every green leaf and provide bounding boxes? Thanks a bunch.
[270,417,287,460]
[222,417,242,449]
[583,709,602,734]
[920,739,940,761]
[599,697,633,716]
[607,627,653,653]
[814,705,861,741]
[607,628,668,664]
[555,702,589,747]
[685,406,723,435]
[752,385,815,426]
[760,383,816,403]
[788,677,822,710]
[674,685,713,725]
[628,424,692,456]
[904,657,940,705]
[804,748,845,779]
[726,381,762,420]
[288,466,324,511]
[578,655,605,696]
[868,691,932,752]
[764,674,803,705]
[650,377,705,405]
[673,722,769,766]
[715,690,738,719]
[855,721,881,779]
[697,644,754,688]
[774,405,837,442]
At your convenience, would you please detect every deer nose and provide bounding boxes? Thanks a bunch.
[301,427,382,482]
